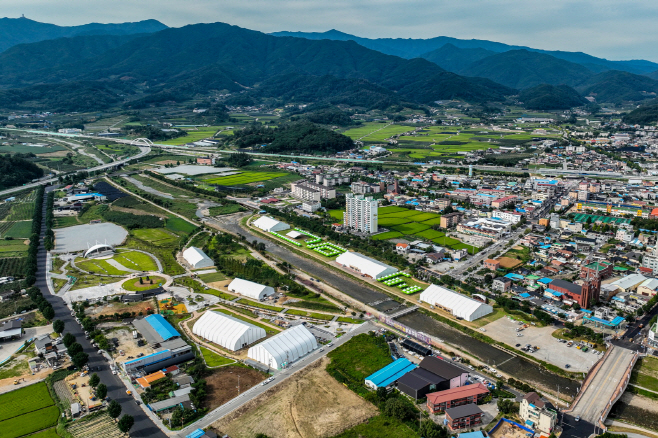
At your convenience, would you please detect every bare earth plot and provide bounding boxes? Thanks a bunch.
[212,357,377,438]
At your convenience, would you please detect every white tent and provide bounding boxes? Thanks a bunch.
[193,311,265,351]
[182,247,214,269]
[253,216,290,232]
[248,324,318,369]
[419,284,492,321]
[228,278,275,300]
[335,251,397,279]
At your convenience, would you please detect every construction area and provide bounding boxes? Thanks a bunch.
[489,420,533,438]
[211,357,378,438]
[204,366,267,411]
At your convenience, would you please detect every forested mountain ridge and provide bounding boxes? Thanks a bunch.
[0,22,515,110]
[0,17,166,53]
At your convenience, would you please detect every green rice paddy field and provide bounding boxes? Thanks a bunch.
[372,206,479,253]
[204,171,287,185]
[157,126,223,145]
[0,382,59,438]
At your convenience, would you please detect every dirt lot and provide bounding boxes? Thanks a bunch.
[86,301,155,318]
[489,421,529,438]
[212,357,378,438]
[498,256,523,269]
[111,328,154,366]
[204,365,267,411]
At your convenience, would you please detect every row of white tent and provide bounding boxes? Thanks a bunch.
[192,310,318,369]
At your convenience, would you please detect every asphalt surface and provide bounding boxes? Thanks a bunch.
[37,185,168,438]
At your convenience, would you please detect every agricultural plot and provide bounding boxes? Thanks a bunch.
[371,231,403,240]
[0,383,58,438]
[67,411,123,438]
[0,144,65,155]
[342,122,414,142]
[204,171,287,185]
[390,222,430,235]
[131,228,180,246]
[157,126,222,145]
[4,221,32,238]
[0,257,27,277]
[414,229,445,240]
[0,239,29,257]
[165,217,198,234]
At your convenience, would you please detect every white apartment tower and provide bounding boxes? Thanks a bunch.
[344,194,378,234]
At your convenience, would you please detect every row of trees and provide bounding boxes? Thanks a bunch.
[87,371,134,433]
[44,191,54,250]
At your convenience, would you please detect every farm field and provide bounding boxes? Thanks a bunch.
[3,221,32,238]
[374,206,479,253]
[66,411,123,438]
[0,239,29,257]
[0,383,59,438]
[131,228,180,246]
[341,122,414,142]
[0,144,66,155]
[204,171,287,185]
[198,272,226,283]
[212,357,378,438]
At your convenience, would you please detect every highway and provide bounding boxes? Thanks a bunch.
[37,186,168,438]
[176,321,374,437]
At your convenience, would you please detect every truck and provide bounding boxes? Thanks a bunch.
[132,330,138,339]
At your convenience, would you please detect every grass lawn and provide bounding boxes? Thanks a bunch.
[214,308,280,334]
[200,346,236,367]
[237,299,283,312]
[122,276,166,291]
[469,307,506,328]
[336,317,364,324]
[75,258,128,275]
[208,204,245,216]
[165,217,198,234]
[4,221,32,238]
[198,272,227,283]
[631,357,658,392]
[327,333,392,384]
[284,309,334,320]
[332,414,415,438]
[131,228,180,245]
[328,209,345,221]
[114,250,158,271]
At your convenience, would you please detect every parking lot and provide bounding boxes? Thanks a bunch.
[482,317,601,372]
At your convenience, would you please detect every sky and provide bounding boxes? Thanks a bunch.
[5,0,658,61]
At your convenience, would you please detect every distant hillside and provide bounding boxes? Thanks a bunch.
[460,49,593,89]
[0,22,515,111]
[519,84,588,110]
[0,17,166,52]
[623,99,658,125]
[420,44,495,72]
[271,29,658,74]
[575,71,658,103]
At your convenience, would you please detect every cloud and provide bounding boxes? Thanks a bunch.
[5,0,658,61]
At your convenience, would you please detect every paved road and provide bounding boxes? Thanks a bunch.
[205,216,389,305]
[37,186,168,438]
[571,346,635,424]
[0,143,151,197]
[176,321,375,437]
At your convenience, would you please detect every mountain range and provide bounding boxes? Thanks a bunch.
[2,19,658,111]
[0,17,167,53]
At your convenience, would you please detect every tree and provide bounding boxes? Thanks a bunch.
[383,398,415,421]
[89,373,100,388]
[419,420,448,438]
[53,319,65,334]
[42,305,55,321]
[95,383,107,399]
[68,342,83,357]
[108,400,122,420]
[63,333,76,348]
[72,352,89,369]
[497,398,516,415]
[117,415,134,434]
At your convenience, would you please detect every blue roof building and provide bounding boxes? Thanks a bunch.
[537,278,553,285]
[365,358,417,389]
[145,314,179,341]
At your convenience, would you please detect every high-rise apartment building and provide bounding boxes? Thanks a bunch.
[344,194,378,234]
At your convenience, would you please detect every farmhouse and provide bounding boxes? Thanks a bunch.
[182,246,214,269]
[192,310,266,351]
[419,284,493,321]
[247,324,318,369]
[253,216,290,232]
[227,278,275,300]
[335,251,398,279]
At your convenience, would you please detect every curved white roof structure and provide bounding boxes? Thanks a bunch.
[228,278,275,300]
[83,243,115,258]
[182,246,214,269]
[248,324,318,369]
[193,311,266,351]
[335,251,397,279]
[419,284,493,321]
[253,216,290,232]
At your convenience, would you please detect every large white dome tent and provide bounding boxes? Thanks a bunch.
[247,324,318,369]
[193,310,266,351]
[419,284,493,321]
